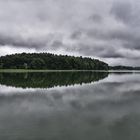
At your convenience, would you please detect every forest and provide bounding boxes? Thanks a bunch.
[0,53,109,70]
[109,66,140,70]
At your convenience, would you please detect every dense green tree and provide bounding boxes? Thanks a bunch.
[30,58,45,69]
[0,62,3,69]
[0,53,109,70]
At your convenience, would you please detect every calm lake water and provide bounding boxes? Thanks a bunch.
[0,71,140,140]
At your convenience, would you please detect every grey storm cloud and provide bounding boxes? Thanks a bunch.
[89,14,103,23]
[110,1,132,24]
[0,0,140,66]
[0,33,47,48]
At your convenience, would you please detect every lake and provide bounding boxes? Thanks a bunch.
[0,71,140,140]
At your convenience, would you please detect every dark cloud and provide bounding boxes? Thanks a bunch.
[0,32,63,51]
[99,50,125,59]
[70,31,83,40]
[0,34,47,48]
[89,14,103,23]
[110,1,132,24]
[51,40,63,50]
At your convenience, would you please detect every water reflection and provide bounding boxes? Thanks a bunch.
[0,72,140,140]
[0,72,108,89]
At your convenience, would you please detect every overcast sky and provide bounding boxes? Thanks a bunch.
[0,0,140,66]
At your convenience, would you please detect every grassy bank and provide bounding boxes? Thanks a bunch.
[1,69,140,73]
[0,69,110,73]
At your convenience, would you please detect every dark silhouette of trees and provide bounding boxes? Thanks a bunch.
[0,53,109,70]
[30,58,45,69]
[109,66,140,70]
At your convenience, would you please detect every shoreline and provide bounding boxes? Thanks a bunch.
[0,69,140,73]
[0,69,108,73]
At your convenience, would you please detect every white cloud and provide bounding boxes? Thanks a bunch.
[0,45,36,56]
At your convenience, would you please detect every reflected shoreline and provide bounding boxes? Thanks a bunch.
[0,72,108,89]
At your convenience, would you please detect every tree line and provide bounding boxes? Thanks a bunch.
[109,66,140,70]
[0,53,109,70]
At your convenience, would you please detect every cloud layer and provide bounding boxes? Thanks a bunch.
[0,0,140,66]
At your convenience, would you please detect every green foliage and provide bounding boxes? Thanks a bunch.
[0,63,3,69]
[30,58,45,69]
[0,53,109,70]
